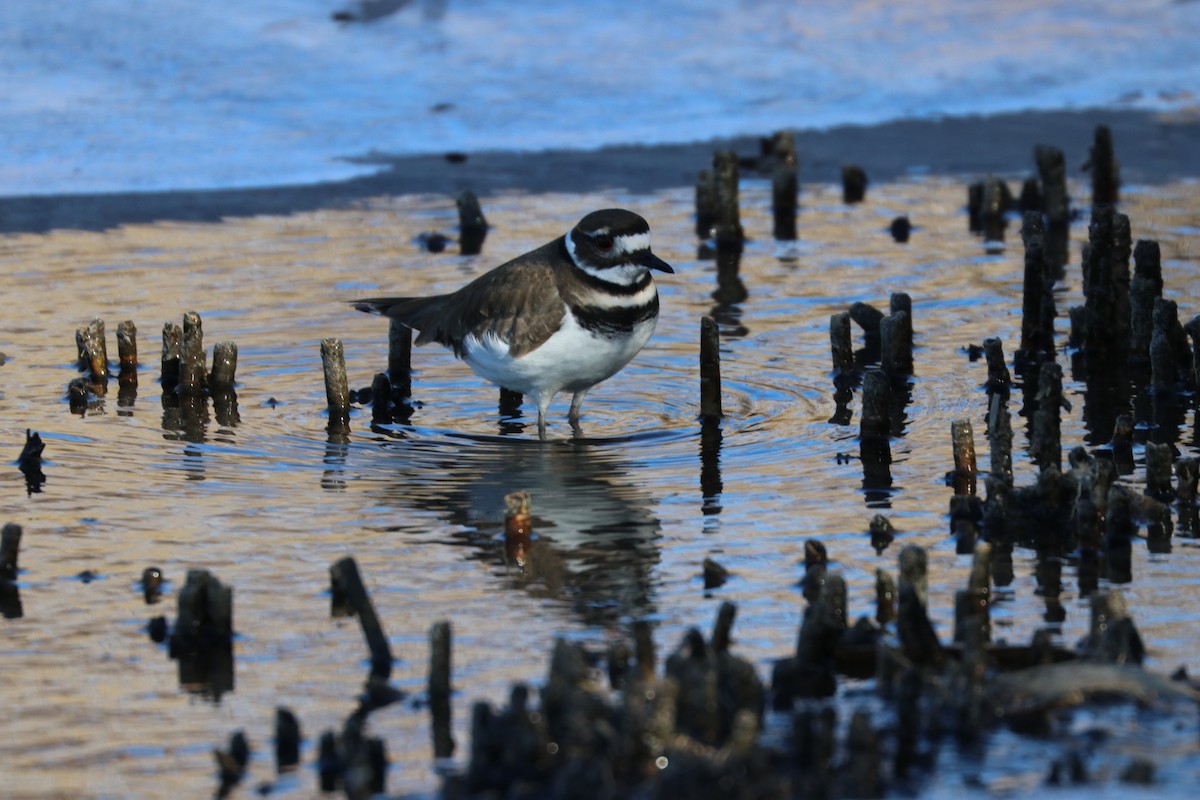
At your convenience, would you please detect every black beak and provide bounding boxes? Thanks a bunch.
[638,250,674,274]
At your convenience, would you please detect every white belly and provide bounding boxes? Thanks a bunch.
[462,307,657,404]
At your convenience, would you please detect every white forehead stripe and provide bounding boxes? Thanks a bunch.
[615,232,650,255]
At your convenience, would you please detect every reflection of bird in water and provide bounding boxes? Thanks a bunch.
[365,437,661,627]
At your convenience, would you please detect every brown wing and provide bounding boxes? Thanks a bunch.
[353,239,567,358]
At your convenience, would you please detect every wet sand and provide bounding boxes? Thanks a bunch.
[3,107,1198,234]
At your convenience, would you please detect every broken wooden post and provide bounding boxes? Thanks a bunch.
[179,311,207,396]
[700,316,723,421]
[457,190,488,255]
[430,620,455,759]
[329,556,393,682]
[161,322,182,391]
[321,338,351,430]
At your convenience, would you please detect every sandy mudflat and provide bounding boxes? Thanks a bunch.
[2,107,1197,234]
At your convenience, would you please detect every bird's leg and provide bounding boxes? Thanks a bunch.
[567,389,589,426]
[536,396,551,440]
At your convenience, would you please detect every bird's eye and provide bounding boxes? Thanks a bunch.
[595,234,614,252]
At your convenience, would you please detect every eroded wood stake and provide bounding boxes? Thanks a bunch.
[695,169,717,239]
[209,341,238,393]
[329,556,393,681]
[1035,144,1069,232]
[987,392,1013,489]
[430,620,454,759]
[875,568,896,626]
[457,190,488,256]
[951,419,977,477]
[117,320,138,384]
[320,338,351,426]
[498,387,523,417]
[770,130,798,241]
[980,177,1007,242]
[1086,124,1120,208]
[841,165,867,204]
[700,316,723,420]
[370,372,393,425]
[1030,361,1064,472]
[880,311,912,377]
[830,311,853,374]
[76,318,109,392]
[712,150,743,248]
[161,322,182,390]
[275,707,301,773]
[0,523,22,582]
[1130,239,1163,367]
[179,311,206,396]
[859,370,890,439]
[504,491,532,539]
[387,317,412,399]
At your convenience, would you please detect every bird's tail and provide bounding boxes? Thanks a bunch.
[350,295,452,345]
[352,295,437,322]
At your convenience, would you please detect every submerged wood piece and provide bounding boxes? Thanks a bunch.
[987,662,1198,717]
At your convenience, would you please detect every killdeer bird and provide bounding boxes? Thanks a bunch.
[353,208,673,438]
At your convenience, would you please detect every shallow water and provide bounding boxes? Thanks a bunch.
[2,177,1199,796]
